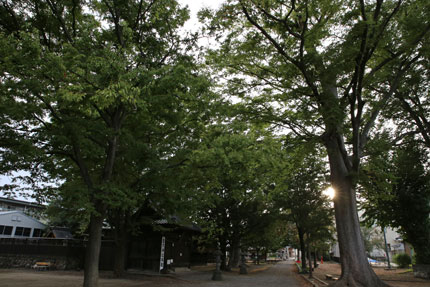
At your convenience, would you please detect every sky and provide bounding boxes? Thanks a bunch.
[0,1,225,200]
[177,0,223,31]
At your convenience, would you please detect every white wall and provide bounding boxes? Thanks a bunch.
[0,211,46,238]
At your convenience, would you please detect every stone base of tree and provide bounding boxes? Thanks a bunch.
[413,264,430,279]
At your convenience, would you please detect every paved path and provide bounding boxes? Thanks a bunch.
[172,261,309,287]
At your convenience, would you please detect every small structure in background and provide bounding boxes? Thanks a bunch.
[127,214,202,273]
[46,227,74,239]
[0,199,205,272]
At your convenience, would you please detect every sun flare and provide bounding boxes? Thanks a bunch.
[323,187,335,199]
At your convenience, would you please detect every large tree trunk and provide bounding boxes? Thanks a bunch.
[308,243,312,278]
[220,237,228,271]
[325,135,390,287]
[314,248,318,269]
[298,227,307,271]
[83,213,104,287]
[228,238,240,269]
[228,246,241,268]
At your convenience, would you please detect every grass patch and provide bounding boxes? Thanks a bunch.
[296,262,308,274]
[398,269,413,274]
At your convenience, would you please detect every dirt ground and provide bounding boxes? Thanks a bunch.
[0,262,311,287]
[6,261,428,287]
[0,269,180,287]
[311,261,430,287]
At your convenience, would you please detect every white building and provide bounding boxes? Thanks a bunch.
[0,210,46,238]
[331,226,405,262]
[0,197,45,219]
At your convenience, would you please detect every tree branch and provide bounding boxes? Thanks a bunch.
[46,0,74,43]
[360,55,420,150]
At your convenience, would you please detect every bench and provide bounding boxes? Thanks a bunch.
[32,262,52,271]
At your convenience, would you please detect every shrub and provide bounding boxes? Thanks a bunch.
[393,253,411,268]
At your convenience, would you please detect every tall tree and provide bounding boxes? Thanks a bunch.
[0,1,214,286]
[361,140,430,265]
[242,214,291,264]
[201,0,430,285]
[187,122,279,270]
[272,145,334,271]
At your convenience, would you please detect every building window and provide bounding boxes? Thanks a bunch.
[14,227,31,237]
[0,225,13,235]
[4,226,12,235]
[23,227,31,237]
[32,228,43,238]
[15,227,23,236]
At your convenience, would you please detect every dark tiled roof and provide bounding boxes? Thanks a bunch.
[49,227,74,239]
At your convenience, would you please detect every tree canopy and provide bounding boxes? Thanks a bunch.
[0,1,218,286]
[1,1,430,286]
[186,121,281,269]
[199,0,429,285]
[361,139,430,264]
[272,144,334,270]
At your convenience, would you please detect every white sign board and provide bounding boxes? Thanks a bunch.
[159,236,166,272]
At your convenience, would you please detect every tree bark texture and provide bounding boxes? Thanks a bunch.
[220,238,228,271]
[228,244,241,269]
[298,228,307,271]
[314,249,317,269]
[83,213,104,287]
[308,244,312,278]
[325,135,390,287]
